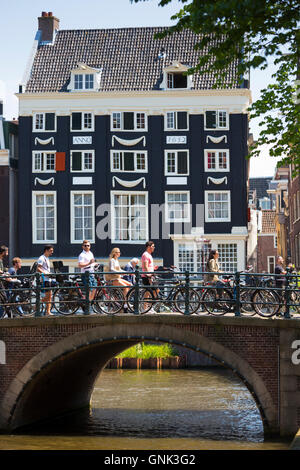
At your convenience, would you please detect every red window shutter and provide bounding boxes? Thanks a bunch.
[56,152,66,171]
[247,207,251,222]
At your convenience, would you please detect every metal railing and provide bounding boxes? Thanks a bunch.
[0,267,299,319]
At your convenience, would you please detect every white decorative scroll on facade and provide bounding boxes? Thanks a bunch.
[166,136,187,144]
[112,135,146,147]
[34,177,55,186]
[206,135,227,144]
[73,136,92,145]
[112,176,146,188]
[207,176,228,185]
[34,137,54,146]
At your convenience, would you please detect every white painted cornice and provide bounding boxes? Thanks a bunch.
[17,88,252,116]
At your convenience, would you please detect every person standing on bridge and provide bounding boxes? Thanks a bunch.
[37,245,55,316]
[78,240,97,308]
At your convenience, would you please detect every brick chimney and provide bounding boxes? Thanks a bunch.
[38,12,59,42]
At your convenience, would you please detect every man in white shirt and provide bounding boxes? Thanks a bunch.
[78,240,97,304]
[37,245,54,316]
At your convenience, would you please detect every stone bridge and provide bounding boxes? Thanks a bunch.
[1,314,300,437]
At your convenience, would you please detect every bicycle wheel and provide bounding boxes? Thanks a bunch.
[52,287,80,315]
[10,289,40,317]
[253,289,280,317]
[173,287,201,314]
[94,287,124,315]
[202,288,233,315]
[0,291,10,318]
[126,287,154,314]
[240,288,256,316]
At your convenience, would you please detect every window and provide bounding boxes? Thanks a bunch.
[177,243,211,273]
[205,191,231,222]
[217,244,237,272]
[165,191,190,222]
[167,72,187,89]
[71,112,94,131]
[32,192,56,243]
[111,112,147,131]
[112,192,148,242]
[32,151,56,173]
[268,256,275,274]
[165,150,189,175]
[205,110,228,130]
[71,191,95,243]
[33,113,56,132]
[165,111,188,130]
[74,73,95,90]
[71,151,94,172]
[111,151,147,172]
[259,197,271,210]
[205,150,230,172]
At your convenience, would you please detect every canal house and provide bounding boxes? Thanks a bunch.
[17,12,251,273]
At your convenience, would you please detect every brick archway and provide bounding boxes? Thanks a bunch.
[0,323,278,433]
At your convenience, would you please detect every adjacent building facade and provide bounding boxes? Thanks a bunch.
[17,12,251,272]
[0,100,19,256]
[289,164,300,268]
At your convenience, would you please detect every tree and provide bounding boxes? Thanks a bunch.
[132,0,300,173]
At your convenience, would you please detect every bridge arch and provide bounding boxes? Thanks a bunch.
[1,323,278,434]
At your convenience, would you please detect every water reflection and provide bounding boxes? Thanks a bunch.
[1,368,290,450]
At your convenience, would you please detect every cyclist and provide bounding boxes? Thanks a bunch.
[123,258,139,284]
[141,241,159,313]
[78,240,97,308]
[204,249,225,298]
[0,246,9,317]
[37,245,55,316]
[7,257,24,316]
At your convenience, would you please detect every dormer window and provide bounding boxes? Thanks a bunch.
[167,72,187,89]
[68,63,101,92]
[160,61,193,91]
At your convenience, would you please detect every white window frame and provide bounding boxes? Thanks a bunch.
[70,190,95,244]
[164,111,189,131]
[166,72,189,90]
[70,150,95,173]
[204,149,230,172]
[70,72,99,92]
[70,112,94,132]
[110,112,148,132]
[32,112,56,132]
[111,191,148,244]
[204,110,229,130]
[110,150,148,173]
[164,150,189,176]
[165,191,191,223]
[268,256,275,274]
[32,191,57,244]
[32,151,56,173]
[205,190,231,222]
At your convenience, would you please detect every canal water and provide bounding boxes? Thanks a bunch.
[0,368,290,450]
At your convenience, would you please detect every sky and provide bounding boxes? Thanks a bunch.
[0,0,282,178]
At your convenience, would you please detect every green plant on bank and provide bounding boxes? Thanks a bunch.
[116,342,179,359]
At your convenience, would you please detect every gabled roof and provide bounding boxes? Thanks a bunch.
[25,27,241,93]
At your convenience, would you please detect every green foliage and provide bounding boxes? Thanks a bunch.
[117,342,179,359]
[131,0,300,171]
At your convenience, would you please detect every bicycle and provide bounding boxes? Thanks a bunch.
[0,276,43,318]
[201,275,234,315]
[52,266,124,315]
[126,267,201,314]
